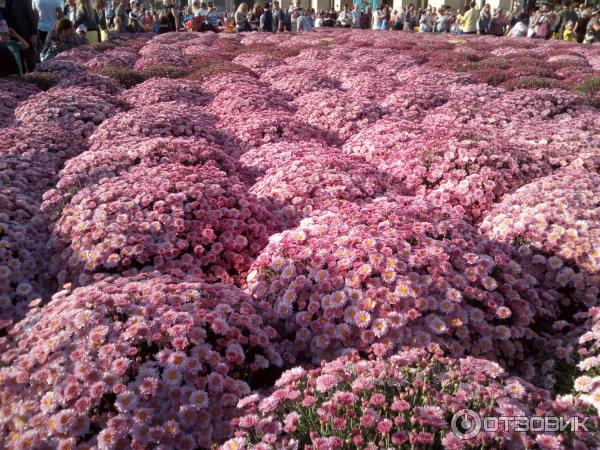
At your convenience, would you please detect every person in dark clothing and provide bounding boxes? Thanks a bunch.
[273,0,284,31]
[5,0,38,72]
[555,0,579,39]
[163,0,179,31]
[260,2,273,31]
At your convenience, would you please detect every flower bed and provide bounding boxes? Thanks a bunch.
[0,273,293,449]
[50,162,280,287]
[224,349,595,450]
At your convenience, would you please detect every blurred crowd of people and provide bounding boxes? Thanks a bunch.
[1,0,598,76]
[246,0,599,43]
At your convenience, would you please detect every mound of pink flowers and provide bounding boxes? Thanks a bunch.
[224,349,596,450]
[246,199,556,370]
[89,101,226,147]
[50,162,280,287]
[293,89,388,144]
[480,167,600,313]
[42,137,237,219]
[0,273,293,449]
[248,153,387,218]
[121,77,211,107]
[14,86,118,137]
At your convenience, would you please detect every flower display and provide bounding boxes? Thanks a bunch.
[249,154,387,218]
[480,168,600,307]
[293,89,388,144]
[0,93,17,127]
[225,349,595,450]
[14,86,118,138]
[246,199,555,368]
[121,77,211,107]
[0,78,41,100]
[0,273,294,449]
[50,162,280,286]
[42,137,237,219]
[56,71,124,96]
[231,52,286,74]
[260,66,340,97]
[88,101,227,148]
[86,49,139,70]
[0,124,84,170]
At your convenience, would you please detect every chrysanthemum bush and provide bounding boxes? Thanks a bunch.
[0,189,55,331]
[293,89,388,144]
[231,52,286,75]
[121,77,211,107]
[55,71,124,96]
[14,86,118,137]
[576,306,600,416]
[346,120,550,221]
[246,199,557,369]
[0,273,295,449]
[260,66,340,97]
[0,92,17,127]
[41,137,236,220]
[86,49,139,70]
[50,162,281,287]
[0,124,84,170]
[208,87,293,119]
[88,101,227,148]
[216,110,330,154]
[223,349,597,450]
[480,167,600,321]
[248,154,387,219]
[0,77,41,100]
[239,142,335,182]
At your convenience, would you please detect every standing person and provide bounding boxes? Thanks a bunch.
[404,3,416,30]
[114,0,129,31]
[34,0,63,44]
[74,0,99,43]
[506,4,519,29]
[477,3,490,33]
[434,5,449,31]
[419,5,434,31]
[128,1,143,28]
[337,4,352,27]
[260,2,273,31]
[382,3,390,29]
[235,2,249,32]
[248,3,262,30]
[372,5,382,29]
[5,0,37,71]
[533,4,551,39]
[574,7,591,42]
[64,0,77,22]
[583,13,599,44]
[205,2,220,30]
[163,0,179,31]
[555,0,578,39]
[351,3,361,27]
[0,19,29,75]
[361,4,371,28]
[459,0,479,33]
[106,0,115,28]
[273,0,284,31]
[489,7,505,35]
[96,0,109,40]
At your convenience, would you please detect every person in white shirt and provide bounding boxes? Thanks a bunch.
[33,0,64,43]
[337,4,352,27]
[351,3,361,28]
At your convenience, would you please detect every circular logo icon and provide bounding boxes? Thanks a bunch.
[451,409,481,440]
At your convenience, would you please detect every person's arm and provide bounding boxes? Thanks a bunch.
[9,28,30,50]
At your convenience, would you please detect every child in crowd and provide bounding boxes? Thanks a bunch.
[0,19,30,76]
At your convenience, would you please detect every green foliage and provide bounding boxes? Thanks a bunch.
[21,72,59,90]
[97,64,146,88]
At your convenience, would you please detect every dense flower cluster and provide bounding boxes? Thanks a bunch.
[86,49,139,70]
[224,350,596,450]
[121,77,211,107]
[293,89,388,144]
[55,71,124,96]
[14,86,118,137]
[42,137,236,220]
[249,154,387,218]
[260,66,340,96]
[50,162,280,286]
[246,200,557,369]
[0,273,293,449]
[480,167,600,310]
[88,101,226,147]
